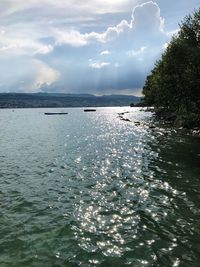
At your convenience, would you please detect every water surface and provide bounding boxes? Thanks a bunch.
[0,107,199,267]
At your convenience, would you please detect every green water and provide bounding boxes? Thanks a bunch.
[0,107,199,267]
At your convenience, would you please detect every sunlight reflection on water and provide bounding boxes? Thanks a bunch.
[0,107,199,266]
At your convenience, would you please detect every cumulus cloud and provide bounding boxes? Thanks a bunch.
[52,19,131,46]
[131,1,165,31]
[52,1,165,47]
[54,29,88,47]
[0,1,165,54]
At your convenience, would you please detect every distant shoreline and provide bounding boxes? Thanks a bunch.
[0,105,136,109]
[0,93,140,109]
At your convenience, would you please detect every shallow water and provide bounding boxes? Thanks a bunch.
[0,107,199,267]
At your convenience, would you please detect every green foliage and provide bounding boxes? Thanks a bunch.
[142,8,200,124]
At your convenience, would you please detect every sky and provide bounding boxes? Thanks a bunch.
[0,0,200,95]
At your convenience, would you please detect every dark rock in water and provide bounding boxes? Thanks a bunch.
[191,127,200,137]
[146,107,155,112]
[192,129,200,136]
[149,125,156,129]
[155,111,199,129]
[84,109,96,112]
[44,112,68,115]
[157,112,177,122]
[121,118,131,122]
[118,111,130,115]
[174,116,184,128]
[134,121,140,125]
[166,114,177,122]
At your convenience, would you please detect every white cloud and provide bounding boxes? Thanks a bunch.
[98,19,131,42]
[89,61,110,69]
[100,50,110,55]
[127,46,147,56]
[1,0,140,18]
[54,29,88,47]
[131,1,165,31]
[0,0,166,58]
[32,60,60,89]
[34,45,53,55]
[53,19,131,46]
[0,57,60,92]
[163,42,169,50]
[52,1,165,47]
[0,28,54,57]
[167,29,179,37]
[0,0,173,93]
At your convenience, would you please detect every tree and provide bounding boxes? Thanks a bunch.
[142,8,200,126]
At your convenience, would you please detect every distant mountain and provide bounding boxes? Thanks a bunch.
[0,93,140,108]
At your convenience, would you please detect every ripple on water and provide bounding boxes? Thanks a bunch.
[0,108,200,266]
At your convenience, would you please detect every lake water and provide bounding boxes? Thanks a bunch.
[0,107,199,267]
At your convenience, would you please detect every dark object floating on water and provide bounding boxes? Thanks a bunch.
[84,109,96,112]
[44,112,68,115]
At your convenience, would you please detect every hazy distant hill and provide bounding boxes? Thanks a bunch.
[0,93,140,108]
